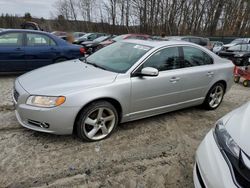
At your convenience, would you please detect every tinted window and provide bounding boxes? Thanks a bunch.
[0,32,23,46]
[183,46,213,67]
[143,47,181,71]
[189,38,201,45]
[27,33,56,46]
[87,42,152,73]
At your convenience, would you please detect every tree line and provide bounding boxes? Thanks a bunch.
[0,0,250,37]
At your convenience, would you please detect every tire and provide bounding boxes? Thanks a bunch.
[203,83,225,110]
[76,101,119,142]
[234,76,240,83]
[54,58,67,63]
[243,80,249,87]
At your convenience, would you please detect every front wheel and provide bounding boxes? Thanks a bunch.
[76,101,118,142]
[203,83,225,110]
[234,76,240,83]
[243,80,249,87]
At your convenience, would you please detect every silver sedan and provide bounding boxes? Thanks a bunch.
[13,40,234,141]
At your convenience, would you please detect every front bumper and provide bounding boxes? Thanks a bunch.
[13,80,78,135]
[194,130,237,188]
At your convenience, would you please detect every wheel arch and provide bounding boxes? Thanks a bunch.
[73,97,123,134]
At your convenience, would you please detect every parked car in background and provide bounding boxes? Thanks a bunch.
[72,32,86,40]
[73,33,106,44]
[20,21,43,31]
[80,35,113,54]
[51,31,68,37]
[166,36,213,50]
[223,38,250,50]
[0,29,84,73]
[13,40,233,141]
[218,43,250,66]
[211,41,224,54]
[97,33,151,49]
[194,102,250,188]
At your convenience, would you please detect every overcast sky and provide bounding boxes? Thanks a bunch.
[0,0,57,18]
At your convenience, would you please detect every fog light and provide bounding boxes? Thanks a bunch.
[41,122,50,129]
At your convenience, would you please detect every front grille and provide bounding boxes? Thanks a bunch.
[13,88,20,102]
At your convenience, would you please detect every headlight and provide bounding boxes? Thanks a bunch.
[26,96,66,108]
[214,121,240,158]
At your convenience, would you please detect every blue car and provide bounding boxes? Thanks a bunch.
[0,29,85,73]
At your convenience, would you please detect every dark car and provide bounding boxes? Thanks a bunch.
[0,29,85,73]
[96,33,151,50]
[80,35,112,54]
[222,38,250,51]
[218,43,250,66]
[21,21,43,31]
[166,36,212,50]
[73,33,106,44]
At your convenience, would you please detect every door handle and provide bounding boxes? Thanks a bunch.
[15,47,21,51]
[207,71,214,77]
[170,77,180,83]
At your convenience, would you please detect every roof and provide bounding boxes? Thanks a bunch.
[121,39,194,48]
[2,29,48,34]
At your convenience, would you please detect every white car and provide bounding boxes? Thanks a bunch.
[194,102,250,188]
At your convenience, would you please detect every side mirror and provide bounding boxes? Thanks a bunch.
[140,67,159,77]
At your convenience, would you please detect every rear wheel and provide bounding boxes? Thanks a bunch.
[203,83,225,110]
[76,101,118,142]
[234,76,240,83]
[243,80,249,87]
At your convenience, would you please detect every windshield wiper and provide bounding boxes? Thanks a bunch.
[86,61,107,70]
[79,57,107,70]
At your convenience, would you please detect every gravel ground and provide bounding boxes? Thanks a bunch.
[0,76,249,188]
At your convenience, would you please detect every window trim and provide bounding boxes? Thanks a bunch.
[0,31,24,46]
[180,45,214,67]
[131,46,182,77]
[131,44,215,77]
[24,32,57,47]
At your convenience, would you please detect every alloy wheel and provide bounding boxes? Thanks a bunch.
[209,85,224,108]
[83,107,116,140]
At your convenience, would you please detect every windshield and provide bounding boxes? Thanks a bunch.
[79,33,93,39]
[112,35,127,42]
[230,39,245,44]
[86,42,152,73]
[94,36,109,42]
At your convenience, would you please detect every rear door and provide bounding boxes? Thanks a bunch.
[177,46,216,102]
[24,33,60,70]
[0,32,25,72]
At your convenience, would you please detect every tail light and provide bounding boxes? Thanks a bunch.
[80,47,86,54]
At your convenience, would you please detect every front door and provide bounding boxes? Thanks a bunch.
[130,46,183,119]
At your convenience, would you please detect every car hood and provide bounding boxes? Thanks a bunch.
[17,59,118,96]
[226,102,250,155]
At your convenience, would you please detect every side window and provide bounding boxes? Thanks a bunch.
[241,44,248,51]
[143,47,181,71]
[0,33,23,46]
[183,46,213,67]
[27,33,56,46]
[189,38,201,45]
